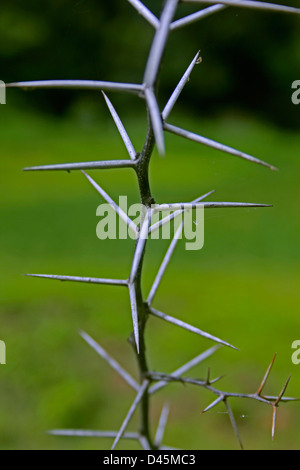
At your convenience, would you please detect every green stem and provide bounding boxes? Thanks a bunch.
[131,120,157,449]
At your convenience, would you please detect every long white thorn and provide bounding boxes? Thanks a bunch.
[128,209,151,353]
[102,92,137,161]
[129,284,140,355]
[147,222,184,306]
[149,307,238,350]
[202,395,224,414]
[25,274,128,287]
[48,429,140,440]
[164,122,278,170]
[148,191,214,304]
[263,396,299,403]
[111,380,149,450]
[7,80,144,94]
[143,0,180,87]
[182,0,300,16]
[127,0,160,28]
[149,346,220,394]
[130,209,152,284]
[145,88,165,155]
[79,331,139,391]
[149,190,215,235]
[23,159,136,172]
[154,202,272,212]
[162,51,201,120]
[272,406,277,441]
[224,400,244,450]
[160,445,181,450]
[139,436,152,449]
[82,171,138,237]
[155,403,171,447]
[171,5,226,30]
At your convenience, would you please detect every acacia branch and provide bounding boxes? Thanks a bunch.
[15,0,299,451]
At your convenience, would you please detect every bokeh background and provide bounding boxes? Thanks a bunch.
[1,0,300,450]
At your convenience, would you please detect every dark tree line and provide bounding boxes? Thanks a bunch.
[1,0,299,127]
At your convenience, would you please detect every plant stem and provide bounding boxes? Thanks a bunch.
[130,0,178,448]
[131,118,157,449]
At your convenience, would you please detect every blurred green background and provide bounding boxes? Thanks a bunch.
[1,0,300,450]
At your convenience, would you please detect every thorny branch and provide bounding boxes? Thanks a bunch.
[12,0,300,450]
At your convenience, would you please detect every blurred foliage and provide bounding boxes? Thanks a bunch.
[1,0,300,125]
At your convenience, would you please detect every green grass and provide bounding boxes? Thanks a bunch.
[0,104,299,450]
